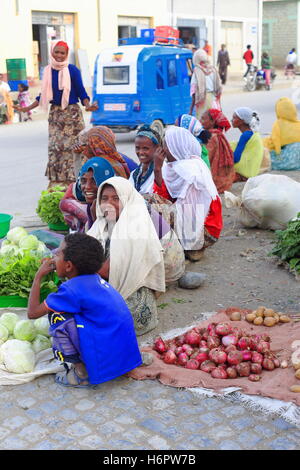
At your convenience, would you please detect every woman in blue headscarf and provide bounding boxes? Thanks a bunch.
[59,157,115,232]
[175,114,211,168]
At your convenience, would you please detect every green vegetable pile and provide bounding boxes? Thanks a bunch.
[0,313,52,373]
[0,226,58,298]
[36,185,66,225]
[269,213,300,275]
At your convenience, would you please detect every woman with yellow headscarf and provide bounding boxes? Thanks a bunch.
[264,97,300,170]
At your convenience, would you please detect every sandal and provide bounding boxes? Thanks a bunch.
[55,367,92,388]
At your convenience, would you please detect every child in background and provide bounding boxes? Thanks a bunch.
[17,83,32,121]
[27,232,142,388]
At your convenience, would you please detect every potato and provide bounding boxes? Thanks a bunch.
[273,313,280,324]
[291,350,300,370]
[246,313,256,323]
[263,317,276,327]
[256,306,266,316]
[230,311,241,321]
[279,315,291,323]
[253,316,264,326]
[291,340,300,350]
[264,308,276,317]
[295,369,300,380]
[290,385,300,393]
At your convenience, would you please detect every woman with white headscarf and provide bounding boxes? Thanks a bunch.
[231,107,265,181]
[189,49,222,119]
[87,177,166,335]
[153,126,223,262]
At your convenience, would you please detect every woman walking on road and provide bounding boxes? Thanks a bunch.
[14,40,98,188]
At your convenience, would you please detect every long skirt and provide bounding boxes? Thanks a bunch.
[126,287,158,336]
[46,104,85,188]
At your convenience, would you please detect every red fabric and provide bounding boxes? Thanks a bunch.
[205,196,223,239]
[243,50,253,64]
[154,179,223,240]
[207,109,231,132]
[55,41,69,51]
[206,130,235,193]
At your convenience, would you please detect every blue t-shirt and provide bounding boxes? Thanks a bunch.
[45,274,142,384]
[37,64,90,106]
[234,130,253,163]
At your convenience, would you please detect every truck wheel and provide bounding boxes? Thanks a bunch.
[150,120,164,138]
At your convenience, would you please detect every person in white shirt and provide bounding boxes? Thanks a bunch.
[285,48,297,79]
[0,74,11,93]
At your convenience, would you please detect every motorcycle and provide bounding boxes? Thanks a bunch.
[244,65,276,91]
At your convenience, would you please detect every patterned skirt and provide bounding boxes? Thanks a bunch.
[46,104,85,187]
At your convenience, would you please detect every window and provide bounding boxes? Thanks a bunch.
[156,59,164,89]
[167,59,177,87]
[103,66,129,85]
[262,23,271,49]
[179,58,191,84]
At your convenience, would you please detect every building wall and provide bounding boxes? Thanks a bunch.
[0,0,168,78]
[263,0,299,67]
[169,0,262,72]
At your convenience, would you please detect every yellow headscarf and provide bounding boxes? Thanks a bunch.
[264,97,300,154]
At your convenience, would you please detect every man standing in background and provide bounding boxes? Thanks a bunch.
[217,44,230,85]
[243,44,254,78]
[203,40,212,56]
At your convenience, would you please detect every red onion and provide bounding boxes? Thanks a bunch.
[273,358,280,368]
[256,341,270,354]
[163,350,177,364]
[194,351,209,364]
[260,333,271,342]
[177,352,189,366]
[222,334,238,347]
[175,346,183,356]
[198,347,210,355]
[211,367,228,379]
[202,330,209,341]
[227,350,243,365]
[250,363,262,374]
[207,336,221,349]
[200,360,216,373]
[236,362,251,377]
[225,344,237,354]
[241,350,252,361]
[186,359,200,370]
[248,374,261,382]
[184,330,201,346]
[215,323,232,336]
[237,337,251,350]
[176,335,186,346]
[181,344,194,356]
[154,337,167,354]
[226,367,238,379]
[262,358,275,371]
[207,323,217,335]
[209,348,227,364]
[251,351,263,364]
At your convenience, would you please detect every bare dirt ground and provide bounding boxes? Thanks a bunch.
[142,170,300,344]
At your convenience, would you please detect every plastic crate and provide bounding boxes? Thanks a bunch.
[8,80,28,92]
[141,28,155,41]
[154,26,179,44]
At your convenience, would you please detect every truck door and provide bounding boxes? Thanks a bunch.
[166,56,182,122]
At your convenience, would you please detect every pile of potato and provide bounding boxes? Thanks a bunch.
[245,306,291,327]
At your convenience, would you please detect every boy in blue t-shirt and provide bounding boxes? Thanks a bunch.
[28,233,142,388]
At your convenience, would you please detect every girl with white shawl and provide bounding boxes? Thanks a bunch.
[87,177,166,335]
[153,126,223,262]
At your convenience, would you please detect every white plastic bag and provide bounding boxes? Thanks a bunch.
[224,174,300,230]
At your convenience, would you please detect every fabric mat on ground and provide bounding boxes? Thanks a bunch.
[128,308,300,425]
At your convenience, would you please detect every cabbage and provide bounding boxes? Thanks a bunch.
[13,320,37,342]
[34,317,50,337]
[32,334,52,353]
[0,340,35,373]
[19,235,39,251]
[0,312,20,334]
[1,239,11,247]
[0,244,20,257]
[6,227,28,245]
[0,324,9,343]
[36,241,48,257]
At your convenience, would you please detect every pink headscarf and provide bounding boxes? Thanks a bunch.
[40,40,71,111]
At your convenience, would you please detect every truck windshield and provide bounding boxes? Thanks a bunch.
[103,66,130,85]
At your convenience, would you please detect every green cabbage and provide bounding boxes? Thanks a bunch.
[14,320,37,342]
[34,317,50,337]
[0,312,20,334]
[6,227,28,245]
[0,244,19,257]
[0,324,9,343]
[32,334,52,353]
[19,235,39,251]
[0,339,35,373]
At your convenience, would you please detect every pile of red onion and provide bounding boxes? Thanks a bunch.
[153,322,281,381]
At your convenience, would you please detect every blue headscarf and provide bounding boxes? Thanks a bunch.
[75,157,115,201]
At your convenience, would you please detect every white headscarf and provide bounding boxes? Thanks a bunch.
[235,107,260,132]
[87,177,165,299]
[162,126,219,250]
